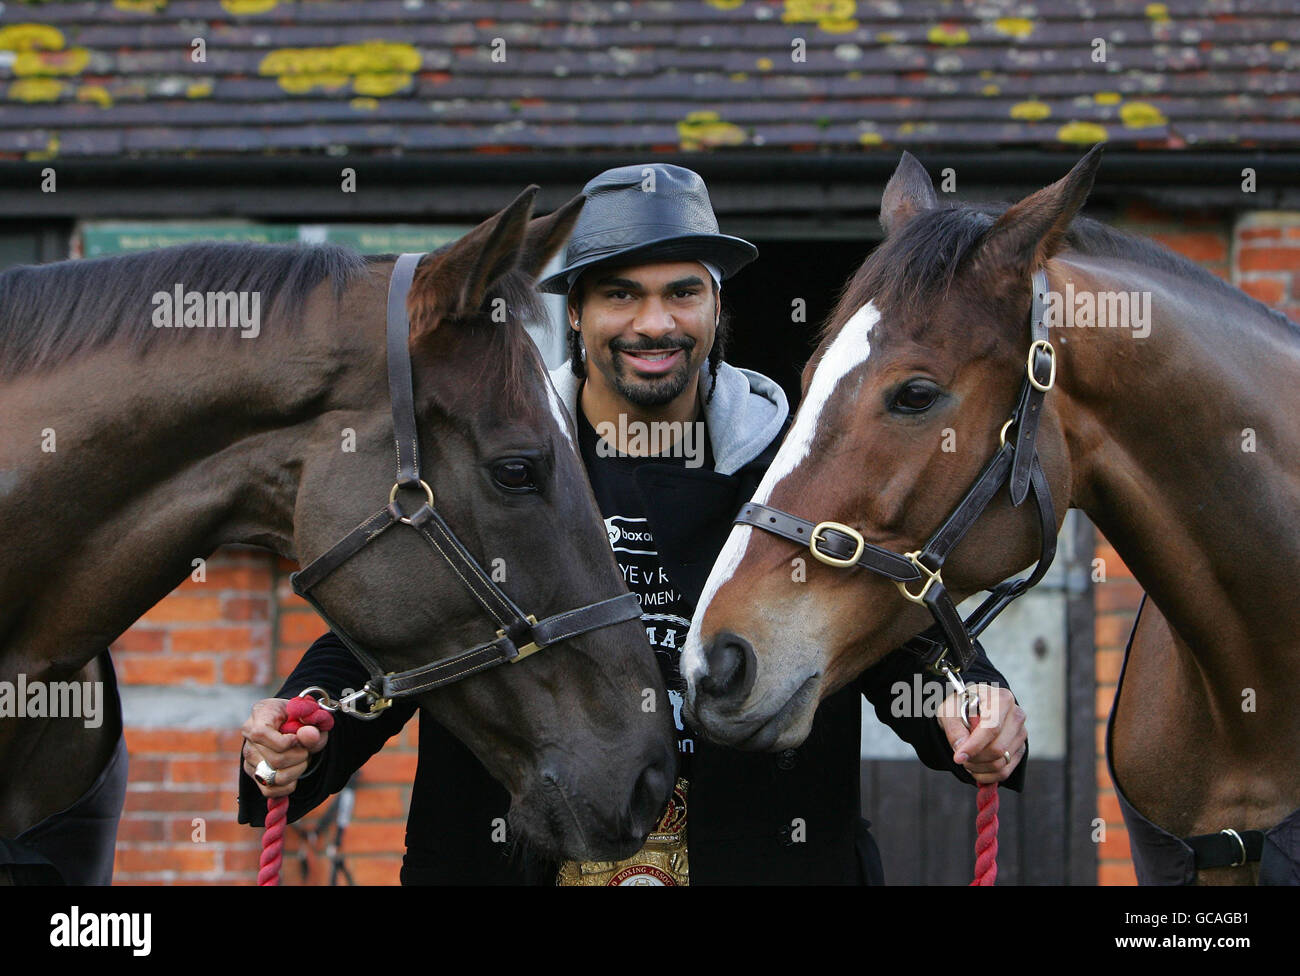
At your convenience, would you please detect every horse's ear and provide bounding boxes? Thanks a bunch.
[880,151,938,237]
[518,193,585,280]
[409,185,538,337]
[977,144,1103,273]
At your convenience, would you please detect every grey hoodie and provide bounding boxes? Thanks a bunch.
[547,359,789,476]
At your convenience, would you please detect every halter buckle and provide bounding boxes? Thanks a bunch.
[895,551,943,604]
[388,479,435,523]
[1026,339,1056,392]
[502,615,542,662]
[810,521,865,568]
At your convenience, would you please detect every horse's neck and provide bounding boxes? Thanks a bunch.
[0,316,381,676]
[1057,254,1300,691]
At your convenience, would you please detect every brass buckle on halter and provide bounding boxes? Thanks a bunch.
[1026,339,1057,392]
[503,615,542,662]
[388,479,435,523]
[810,521,865,568]
[895,551,942,604]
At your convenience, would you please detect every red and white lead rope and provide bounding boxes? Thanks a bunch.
[258,695,335,886]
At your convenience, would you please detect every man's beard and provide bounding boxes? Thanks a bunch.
[606,335,698,407]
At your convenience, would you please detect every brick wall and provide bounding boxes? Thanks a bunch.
[111,549,415,885]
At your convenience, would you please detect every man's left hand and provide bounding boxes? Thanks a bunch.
[937,685,1026,784]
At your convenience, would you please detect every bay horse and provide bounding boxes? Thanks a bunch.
[682,147,1300,884]
[0,187,676,883]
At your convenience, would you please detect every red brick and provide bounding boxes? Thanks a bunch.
[358,751,418,784]
[114,847,217,875]
[117,657,216,685]
[177,565,273,593]
[116,818,167,842]
[171,627,258,653]
[123,788,227,814]
[223,596,271,622]
[1096,684,1119,717]
[1096,613,1138,651]
[1094,579,1145,613]
[1238,227,1283,242]
[276,648,306,677]
[110,628,167,653]
[219,847,265,874]
[1099,826,1132,861]
[129,758,167,783]
[276,556,300,573]
[168,817,256,844]
[348,856,404,885]
[126,729,224,753]
[1097,790,1123,825]
[139,595,223,624]
[352,787,407,820]
[1095,648,1123,684]
[1286,226,1300,240]
[169,758,238,785]
[1239,277,1287,305]
[222,657,262,684]
[323,822,405,854]
[280,611,327,645]
[1150,231,1227,263]
[1099,862,1138,886]
[1237,246,1300,273]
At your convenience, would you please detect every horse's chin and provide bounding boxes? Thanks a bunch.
[506,794,649,863]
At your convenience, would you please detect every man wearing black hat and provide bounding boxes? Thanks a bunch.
[237,163,1027,884]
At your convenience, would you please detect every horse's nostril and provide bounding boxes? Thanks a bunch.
[699,631,756,702]
[631,752,673,829]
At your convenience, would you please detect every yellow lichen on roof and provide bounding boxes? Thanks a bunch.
[1145,3,1171,23]
[261,41,420,95]
[1011,100,1050,120]
[0,24,65,52]
[1119,101,1167,128]
[677,110,747,150]
[27,133,60,161]
[781,0,858,34]
[9,78,64,102]
[1058,121,1108,144]
[994,18,1035,40]
[113,0,169,11]
[927,25,969,46]
[222,0,281,12]
[77,84,114,107]
[1094,92,1122,105]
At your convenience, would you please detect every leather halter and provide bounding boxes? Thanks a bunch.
[290,253,642,718]
[736,269,1058,681]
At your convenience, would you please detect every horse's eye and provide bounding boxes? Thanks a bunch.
[492,459,537,493]
[892,382,940,413]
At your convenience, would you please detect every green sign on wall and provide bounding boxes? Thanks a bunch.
[79,222,469,257]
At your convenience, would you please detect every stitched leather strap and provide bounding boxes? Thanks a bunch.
[735,503,922,582]
[1010,269,1052,505]
[386,252,423,486]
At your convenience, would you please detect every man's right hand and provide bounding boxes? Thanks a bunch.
[241,698,330,798]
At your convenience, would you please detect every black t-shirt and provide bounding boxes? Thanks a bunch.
[577,410,714,778]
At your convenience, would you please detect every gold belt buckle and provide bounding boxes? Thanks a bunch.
[556,779,690,886]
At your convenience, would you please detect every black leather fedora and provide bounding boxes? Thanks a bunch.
[537,163,758,294]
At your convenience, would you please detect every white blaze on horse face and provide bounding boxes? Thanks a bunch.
[682,301,879,685]
[543,368,576,452]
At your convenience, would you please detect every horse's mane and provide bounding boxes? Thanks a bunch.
[825,201,1300,343]
[0,240,552,414]
[0,241,371,379]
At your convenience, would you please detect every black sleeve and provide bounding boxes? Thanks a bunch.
[857,640,1027,792]
[237,631,418,827]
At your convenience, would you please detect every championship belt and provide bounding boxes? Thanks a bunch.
[555,778,689,886]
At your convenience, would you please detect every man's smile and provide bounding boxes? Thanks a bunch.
[619,348,685,375]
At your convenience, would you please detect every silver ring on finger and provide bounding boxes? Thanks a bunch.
[254,760,278,787]
[1003,750,1012,766]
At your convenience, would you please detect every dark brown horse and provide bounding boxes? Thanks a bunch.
[683,149,1300,884]
[0,187,676,882]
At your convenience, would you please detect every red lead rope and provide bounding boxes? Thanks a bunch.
[258,695,336,887]
[971,783,999,886]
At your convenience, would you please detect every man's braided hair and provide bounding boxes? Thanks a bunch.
[566,274,729,405]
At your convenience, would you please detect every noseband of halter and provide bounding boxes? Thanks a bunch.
[290,253,642,718]
[736,269,1058,681]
